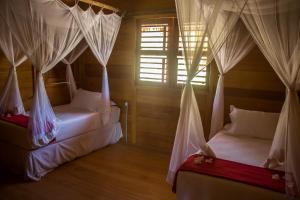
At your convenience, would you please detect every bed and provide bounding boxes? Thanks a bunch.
[174,106,299,200]
[176,131,287,200]
[0,102,122,180]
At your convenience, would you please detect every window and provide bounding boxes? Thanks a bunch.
[177,56,207,85]
[177,32,208,86]
[138,22,168,83]
[136,18,208,86]
[139,55,167,82]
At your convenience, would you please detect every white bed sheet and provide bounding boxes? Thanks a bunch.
[176,130,288,200]
[54,105,101,143]
[0,122,122,180]
[54,104,120,142]
[0,104,121,149]
[207,131,272,167]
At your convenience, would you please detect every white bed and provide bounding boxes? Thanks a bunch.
[207,131,273,168]
[176,130,288,200]
[54,104,121,143]
[0,103,122,180]
[0,104,120,149]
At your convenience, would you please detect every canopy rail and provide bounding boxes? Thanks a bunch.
[79,0,120,13]
[45,81,69,87]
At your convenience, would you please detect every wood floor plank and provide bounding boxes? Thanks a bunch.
[0,144,175,200]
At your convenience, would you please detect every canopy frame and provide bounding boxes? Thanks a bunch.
[79,0,119,13]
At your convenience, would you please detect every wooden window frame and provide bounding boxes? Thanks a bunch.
[136,18,171,86]
[136,17,209,90]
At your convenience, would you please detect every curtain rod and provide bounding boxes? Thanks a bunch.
[125,9,176,18]
[79,0,120,13]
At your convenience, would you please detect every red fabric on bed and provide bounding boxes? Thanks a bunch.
[0,114,29,128]
[173,155,285,193]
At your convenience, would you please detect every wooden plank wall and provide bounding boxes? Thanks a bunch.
[0,50,72,111]
[44,62,74,106]
[222,47,286,123]
[75,0,286,153]
[0,0,286,154]
[77,27,138,144]
[0,51,33,110]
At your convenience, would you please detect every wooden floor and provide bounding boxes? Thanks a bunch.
[0,143,176,200]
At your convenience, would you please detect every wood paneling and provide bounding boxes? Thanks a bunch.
[44,62,71,106]
[74,3,287,153]
[206,48,286,121]
[2,0,279,153]
[221,46,285,122]
[76,11,208,153]
[77,17,138,144]
[0,50,71,111]
[0,51,34,110]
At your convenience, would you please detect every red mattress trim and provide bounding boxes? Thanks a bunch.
[0,114,29,128]
[173,155,285,194]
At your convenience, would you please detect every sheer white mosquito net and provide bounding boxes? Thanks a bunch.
[0,15,27,115]
[63,39,89,100]
[209,20,254,139]
[170,0,300,195]
[241,0,300,195]
[167,0,248,184]
[0,0,122,147]
[1,0,84,146]
[70,5,122,124]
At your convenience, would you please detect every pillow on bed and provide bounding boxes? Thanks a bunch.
[226,105,280,140]
[70,89,101,112]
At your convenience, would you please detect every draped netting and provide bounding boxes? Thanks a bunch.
[209,20,255,139]
[63,39,89,100]
[0,0,83,147]
[71,5,122,125]
[0,15,27,115]
[241,0,300,195]
[167,0,247,184]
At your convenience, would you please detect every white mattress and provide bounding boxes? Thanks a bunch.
[207,131,272,167]
[54,104,120,142]
[0,122,123,180]
[176,130,287,200]
[0,104,121,149]
[54,105,100,142]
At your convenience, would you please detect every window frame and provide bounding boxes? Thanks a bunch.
[136,18,171,86]
[135,17,209,90]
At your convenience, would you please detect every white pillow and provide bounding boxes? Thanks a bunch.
[70,89,101,112]
[226,105,280,140]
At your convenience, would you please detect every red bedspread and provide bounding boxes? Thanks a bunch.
[173,155,285,193]
[0,114,29,128]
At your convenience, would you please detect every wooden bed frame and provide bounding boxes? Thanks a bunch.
[174,96,297,200]
[176,171,288,200]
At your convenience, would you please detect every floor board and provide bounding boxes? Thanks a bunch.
[0,143,176,200]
